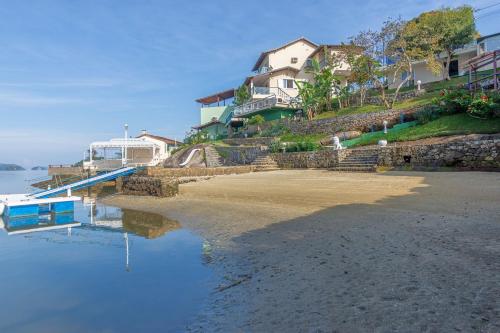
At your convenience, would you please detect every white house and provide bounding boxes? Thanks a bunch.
[84,130,181,171]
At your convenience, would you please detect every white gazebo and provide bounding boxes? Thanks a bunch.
[84,137,161,171]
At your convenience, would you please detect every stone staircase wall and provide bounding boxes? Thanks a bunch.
[204,146,223,167]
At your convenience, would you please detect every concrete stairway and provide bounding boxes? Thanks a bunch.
[251,154,279,171]
[204,146,224,167]
[331,149,379,172]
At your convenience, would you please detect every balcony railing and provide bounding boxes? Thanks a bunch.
[233,87,299,117]
[233,95,278,117]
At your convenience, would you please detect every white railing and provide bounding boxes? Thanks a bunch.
[233,87,298,117]
[233,95,278,117]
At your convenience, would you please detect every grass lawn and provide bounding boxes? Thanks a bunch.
[280,132,330,143]
[346,114,500,147]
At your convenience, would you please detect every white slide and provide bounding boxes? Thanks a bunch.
[179,149,200,167]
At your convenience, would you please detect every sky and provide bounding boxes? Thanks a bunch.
[0,0,498,167]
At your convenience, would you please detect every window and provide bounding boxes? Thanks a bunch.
[305,58,313,68]
[283,79,294,89]
[291,57,298,64]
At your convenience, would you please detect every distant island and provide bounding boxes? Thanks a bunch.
[0,163,25,171]
[31,166,48,170]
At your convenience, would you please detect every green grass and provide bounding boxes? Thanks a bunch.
[280,132,330,143]
[346,114,500,147]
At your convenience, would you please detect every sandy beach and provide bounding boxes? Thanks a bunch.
[103,170,500,332]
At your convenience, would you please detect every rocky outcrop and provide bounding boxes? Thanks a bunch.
[121,176,179,197]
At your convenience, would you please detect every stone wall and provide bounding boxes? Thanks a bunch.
[121,176,179,197]
[214,146,267,165]
[351,89,426,106]
[146,165,255,177]
[270,150,345,169]
[282,108,419,135]
[378,135,500,170]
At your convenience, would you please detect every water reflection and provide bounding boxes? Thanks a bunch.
[0,192,212,332]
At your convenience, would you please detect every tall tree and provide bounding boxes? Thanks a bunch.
[234,84,251,106]
[411,6,477,81]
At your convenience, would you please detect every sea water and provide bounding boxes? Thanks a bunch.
[0,171,212,333]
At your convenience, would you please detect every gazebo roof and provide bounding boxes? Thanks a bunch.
[90,138,160,149]
[195,89,235,104]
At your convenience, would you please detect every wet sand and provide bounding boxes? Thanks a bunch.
[103,170,500,332]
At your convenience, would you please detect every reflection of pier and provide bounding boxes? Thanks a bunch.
[1,199,181,272]
[0,213,81,235]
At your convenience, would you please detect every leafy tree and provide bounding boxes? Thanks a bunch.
[410,6,477,81]
[350,31,391,108]
[184,129,209,145]
[295,55,346,119]
[247,114,265,132]
[234,84,251,106]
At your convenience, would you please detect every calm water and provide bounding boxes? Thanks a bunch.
[0,171,212,333]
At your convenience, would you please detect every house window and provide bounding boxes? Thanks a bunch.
[283,79,294,89]
[305,58,313,68]
[291,57,298,64]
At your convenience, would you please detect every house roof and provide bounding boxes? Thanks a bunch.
[244,66,300,85]
[136,133,182,145]
[308,44,364,58]
[195,89,235,104]
[477,32,500,43]
[251,37,318,71]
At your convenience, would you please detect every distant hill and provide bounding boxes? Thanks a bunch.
[0,163,25,171]
[31,166,48,170]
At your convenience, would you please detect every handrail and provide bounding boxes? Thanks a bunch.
[179,149,201,167]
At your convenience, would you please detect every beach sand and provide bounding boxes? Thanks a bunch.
[103,170,500,332]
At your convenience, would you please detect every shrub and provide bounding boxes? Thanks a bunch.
[247,115,265,125]
[260,123,290,137]
[415,105,441,124]
[269,140,284,153]
[285,140,319,152]
[435,89,472,114]
[467,95,498,119]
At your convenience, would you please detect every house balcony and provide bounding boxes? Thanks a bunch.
[233,87,301,117]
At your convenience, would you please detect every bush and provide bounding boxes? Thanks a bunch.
[285,140,319,152]
[268,140,284,153]
[260,123,290,137]
[247,115,265,125]
[435,89,472,114]
[467,95,498,119]
[415,105,441,124]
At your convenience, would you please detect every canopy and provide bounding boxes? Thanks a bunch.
[90,138,159,149]
[195,89,235,104]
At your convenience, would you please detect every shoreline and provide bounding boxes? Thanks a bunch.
[103,170,500,332]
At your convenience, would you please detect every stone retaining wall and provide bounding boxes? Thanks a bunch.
[146,165,255,177]
[215,146,266,165]
[378,136,500,170]
[270,150,345,169]
[351,89,425,106]
[282,108,419,135]
[121,176,179,197]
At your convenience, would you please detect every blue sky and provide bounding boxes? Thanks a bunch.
[0,0,498,167]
